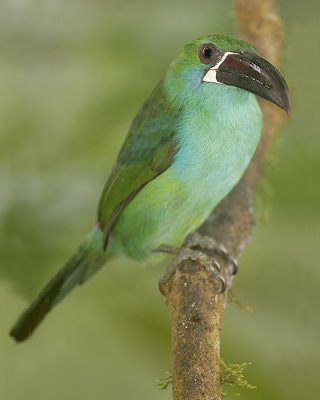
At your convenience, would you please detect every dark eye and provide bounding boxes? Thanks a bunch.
[198,44,216,64]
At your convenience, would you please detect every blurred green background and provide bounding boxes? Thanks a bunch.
[1,1,319,399]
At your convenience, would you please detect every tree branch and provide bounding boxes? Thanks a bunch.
[160,1,287,399]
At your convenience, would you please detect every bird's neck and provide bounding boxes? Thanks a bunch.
[178,85,262,147]
[172,88,262,200]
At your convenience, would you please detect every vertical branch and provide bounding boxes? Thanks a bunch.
[162,264,224,400]
[234,0,286,188]
[160,1,287,400]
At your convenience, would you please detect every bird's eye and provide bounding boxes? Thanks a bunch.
[198,44,216,64]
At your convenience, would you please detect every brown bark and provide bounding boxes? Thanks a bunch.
[160,1,287,399]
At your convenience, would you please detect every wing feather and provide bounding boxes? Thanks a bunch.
[98,81,180,247]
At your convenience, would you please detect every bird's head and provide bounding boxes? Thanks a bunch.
[165,34,290,113]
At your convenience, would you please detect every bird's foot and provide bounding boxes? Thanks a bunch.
[155,240,228,294]
[185,232,238,276]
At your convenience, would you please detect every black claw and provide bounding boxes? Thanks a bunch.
[216,275,227,293]
[230,259,238,275]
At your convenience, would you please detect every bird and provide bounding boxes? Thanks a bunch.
[10,34,290,342]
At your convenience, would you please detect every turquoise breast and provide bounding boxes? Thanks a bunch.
[111,90,262,261]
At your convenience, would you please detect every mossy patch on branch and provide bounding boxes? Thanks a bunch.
[157,371,173,391]
[220,360,256,397]
[158,360,255,397]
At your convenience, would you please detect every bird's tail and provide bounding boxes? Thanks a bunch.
[10,226,108,342]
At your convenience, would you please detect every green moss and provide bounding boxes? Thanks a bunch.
[220,360,256,398]
[157,371,173,391]
[158,360,255,397]
[227,290,254,313]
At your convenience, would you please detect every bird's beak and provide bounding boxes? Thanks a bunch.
[203,51,290,114]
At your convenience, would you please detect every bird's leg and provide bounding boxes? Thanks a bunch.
[154,244,180,255]
[185,232,238,276]
[155,241,226,295]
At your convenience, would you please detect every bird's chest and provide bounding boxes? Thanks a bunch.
[171,106,260,201]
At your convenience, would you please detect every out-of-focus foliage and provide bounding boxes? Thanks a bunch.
[1,1,319,399]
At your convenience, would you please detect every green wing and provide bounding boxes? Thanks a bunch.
[98,81,180,247]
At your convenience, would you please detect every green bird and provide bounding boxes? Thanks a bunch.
[10,34,289,342]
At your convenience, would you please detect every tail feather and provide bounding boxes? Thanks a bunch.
[10,227,107,343]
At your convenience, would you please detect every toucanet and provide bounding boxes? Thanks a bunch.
[10,34,290,342]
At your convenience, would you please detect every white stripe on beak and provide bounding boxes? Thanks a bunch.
[203,51,237,84]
